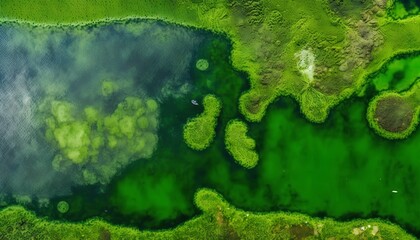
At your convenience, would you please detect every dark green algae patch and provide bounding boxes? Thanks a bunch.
[0,19,420,238]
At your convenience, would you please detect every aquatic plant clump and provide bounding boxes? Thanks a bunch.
[57,201,69,214]
[45,96,159,185]
[195,59,209,71]
[225,120,259,168]
[367,82,420,139]
[0,189,414,239]
[183,94,221,150]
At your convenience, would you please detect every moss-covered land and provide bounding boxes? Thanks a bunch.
[1,1,419,124]
[367,81,420,139]
[0,188,414,240]
[225,120,259,168]
[183,94,222,150]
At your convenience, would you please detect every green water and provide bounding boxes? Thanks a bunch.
[371,52,420,93]
[388,0,420,19]
[95,38,420,235]
[1,21,420,236]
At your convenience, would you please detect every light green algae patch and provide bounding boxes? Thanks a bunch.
[368,81,420,139]
[225,120,259,168]
[44,96,159,185]
[0,189,414,239]
[183,94,221,150]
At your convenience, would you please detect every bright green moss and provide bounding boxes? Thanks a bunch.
[0,189,414,239]
[225,120,259,168]
[183,94,221,150]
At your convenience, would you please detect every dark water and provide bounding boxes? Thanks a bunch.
[1,20,420,237]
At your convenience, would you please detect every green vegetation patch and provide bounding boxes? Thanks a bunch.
[183,94,221,150]
[0,189,414,239]
[367,82,420,139]
[44,96,159,185]
[225,120,259,168]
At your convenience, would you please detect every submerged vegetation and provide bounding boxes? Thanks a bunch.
[225,120,259,168]
[56,201,70,214]
[3,0,419,125]
[183,94,221,150]
[44,95,159,185]
[0,189,414,240]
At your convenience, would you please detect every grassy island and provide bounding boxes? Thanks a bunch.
[367,82,420,139]
[225,120,259,168]
[183,94,222,150]
[0,188,414,239]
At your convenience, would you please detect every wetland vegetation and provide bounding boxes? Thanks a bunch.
[0,0,419,239]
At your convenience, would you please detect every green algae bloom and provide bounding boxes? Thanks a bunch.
[101,80,119,97]
[225,120,259,168]
[44,95,159,185]
[183,94,221,150]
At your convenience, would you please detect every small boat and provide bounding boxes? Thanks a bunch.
[191,99,199,105]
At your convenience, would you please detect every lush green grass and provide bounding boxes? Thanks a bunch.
[367,81,420,139]
[225,120,259,168]
[0,188,414,239]
[183,94,222,150]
